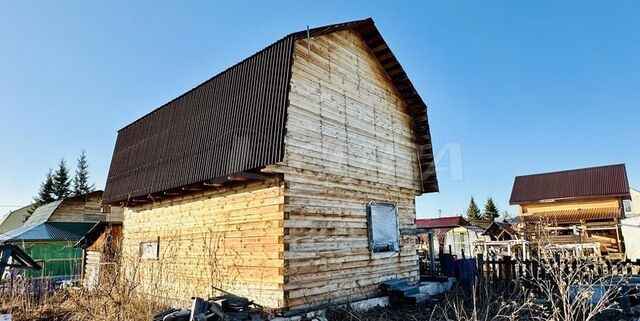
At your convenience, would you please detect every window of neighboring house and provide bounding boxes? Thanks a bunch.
[624,200,633,214]
[367,201,400,253]
[140,240,159,260]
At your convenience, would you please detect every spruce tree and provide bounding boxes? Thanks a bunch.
[73,150,95,196]
[466,197,482,221]
[52,158,71,200]
[483,197,500,222]
[33,169,56,206]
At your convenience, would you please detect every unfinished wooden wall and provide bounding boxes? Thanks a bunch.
[121,178,286,308]
[268,30,423,310]
[50,193,105,222]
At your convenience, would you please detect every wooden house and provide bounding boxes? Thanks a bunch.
[102,18,438,312]
[0,191,106,279]
[509,164,631,257]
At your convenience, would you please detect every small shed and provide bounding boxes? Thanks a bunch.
[0,191,105,279]
[416,216,486,258]
[75,222,123,289]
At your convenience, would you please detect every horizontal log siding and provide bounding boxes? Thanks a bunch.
[275,30,422,310]
[121,178,286,308]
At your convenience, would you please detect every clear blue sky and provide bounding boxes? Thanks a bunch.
[1,1,638,218]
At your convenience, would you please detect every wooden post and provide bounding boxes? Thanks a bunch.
[504,256,512,281]
[428,233,436,277]
[477,253,484,282]
[461,248,466,260]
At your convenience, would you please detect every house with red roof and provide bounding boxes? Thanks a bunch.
[416,216,486,259]
[510,164,631,257]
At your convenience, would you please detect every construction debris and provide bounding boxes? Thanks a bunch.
[152,295,262,321]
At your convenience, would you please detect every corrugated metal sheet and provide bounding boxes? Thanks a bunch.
[510,164,630,204]
[26,200,63,226]
[103,18,438,203]
[520,207,621,223]
[0,222,95,242]
[416,216,469,229]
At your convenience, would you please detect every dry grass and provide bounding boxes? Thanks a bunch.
[0,250,635,321]
[324,255,632,321]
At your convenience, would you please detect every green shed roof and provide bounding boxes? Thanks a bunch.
[0,222,95,242]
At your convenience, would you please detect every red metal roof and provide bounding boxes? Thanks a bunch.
[509,164,630,205]
[416,216,470,229]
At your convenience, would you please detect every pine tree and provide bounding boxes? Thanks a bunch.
[483,197,500,222]
[466,197,482,221]
[73,150,95,196]
[33,169,56,206]
[52,158,71,200]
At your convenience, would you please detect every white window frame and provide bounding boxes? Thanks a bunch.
[624,200,633,215]
[367,201,400,253]
[139,238,159,260]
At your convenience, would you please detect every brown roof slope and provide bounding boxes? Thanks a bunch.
[103,18,437,203]
[416,216,469,229]
[509,164,630,204]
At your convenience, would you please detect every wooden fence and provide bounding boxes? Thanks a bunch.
[477,254,640,282]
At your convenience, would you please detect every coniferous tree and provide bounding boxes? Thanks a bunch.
[33,169,55,206]
[483,197,500,222]
[466,197,482,221]
[52,158,71,200]
[73,150,95,196]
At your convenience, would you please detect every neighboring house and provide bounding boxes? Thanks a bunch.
[0,191,106,279]
[620,188,640,260]
[75,222,123,289]
[102,18,438,311]
[0,205,31,234]
[416,216,485,258]
[510,164,631,257]
[628,188,640,216]
[483,220,517,241]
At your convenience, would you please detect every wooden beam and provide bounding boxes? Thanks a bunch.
[182,185,203,192]
[228,172,271,181]
[203,177,227,187]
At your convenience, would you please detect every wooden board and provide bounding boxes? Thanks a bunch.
[121,178,286,308]
[269,30,422,311]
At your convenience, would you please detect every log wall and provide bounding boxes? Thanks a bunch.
[269,30,423,310]
[50,193,105,222]
[121,178,286,307]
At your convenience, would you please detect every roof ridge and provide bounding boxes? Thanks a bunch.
[514,163,626,179]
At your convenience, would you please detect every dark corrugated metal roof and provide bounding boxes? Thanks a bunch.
[0,222,95,242]
[103,18,438,203]
[416,216,469,229]
[509,164,630,204]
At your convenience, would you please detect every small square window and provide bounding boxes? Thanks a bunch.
[140,240,159,260]
[624,200,633,214]
[367,201,399,253]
